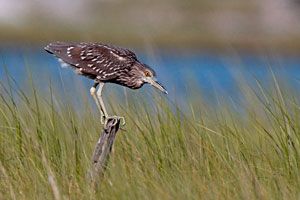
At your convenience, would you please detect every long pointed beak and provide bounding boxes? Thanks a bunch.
[144,77,168,94]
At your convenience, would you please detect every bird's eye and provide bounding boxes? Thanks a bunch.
[145,71,152,77]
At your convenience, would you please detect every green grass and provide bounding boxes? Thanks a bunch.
[0,70,300,199]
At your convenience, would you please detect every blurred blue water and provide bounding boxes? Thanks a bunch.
[1,47,300,104]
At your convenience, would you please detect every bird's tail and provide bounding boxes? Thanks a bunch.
[44,42,72,54]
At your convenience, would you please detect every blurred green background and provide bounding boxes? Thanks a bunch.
[1,0,300,51]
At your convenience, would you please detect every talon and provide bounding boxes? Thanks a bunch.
[103,116,126,127]
[111,119,118,126]
[100,115,106,125]
[113,116,125,126]
[119,117,126,126]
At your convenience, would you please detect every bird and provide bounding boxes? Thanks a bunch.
[44,42,167,126]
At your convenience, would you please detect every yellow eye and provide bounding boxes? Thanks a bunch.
[145,71,151,77]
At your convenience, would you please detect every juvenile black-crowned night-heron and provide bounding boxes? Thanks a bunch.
[45,42,167,126]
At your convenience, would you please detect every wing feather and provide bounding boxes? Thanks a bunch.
[45,42,137,81]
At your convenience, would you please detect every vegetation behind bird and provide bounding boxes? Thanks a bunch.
[0,63,300,199]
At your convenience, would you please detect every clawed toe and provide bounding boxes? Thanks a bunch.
[117,116,126,126]
[102,116,126,127]
[100,115,106,125]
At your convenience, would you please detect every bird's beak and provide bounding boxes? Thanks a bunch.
[143,77,168,94]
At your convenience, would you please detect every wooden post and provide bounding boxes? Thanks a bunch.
[89,118,121,185]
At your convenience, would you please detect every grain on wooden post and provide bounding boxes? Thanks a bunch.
[89,118,121,185]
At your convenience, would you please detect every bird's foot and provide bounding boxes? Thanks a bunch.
[100,115,106,125]
[102,115,126,127]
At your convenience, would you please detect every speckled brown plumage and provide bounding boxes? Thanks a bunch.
[45,42,156,89]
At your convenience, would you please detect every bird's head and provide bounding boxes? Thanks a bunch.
[131,63,168,94]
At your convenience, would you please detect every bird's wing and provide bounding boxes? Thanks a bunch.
[45,42,137,81]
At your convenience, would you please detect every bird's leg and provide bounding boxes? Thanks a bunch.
[96,83,126,126]
[96,82,108,121]
[90,82,105,124]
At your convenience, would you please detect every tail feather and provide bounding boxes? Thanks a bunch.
[44,42,72,54]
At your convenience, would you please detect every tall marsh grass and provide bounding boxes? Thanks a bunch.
[0,68,300,199]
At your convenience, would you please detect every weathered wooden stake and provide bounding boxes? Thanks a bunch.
[89,118,121,185]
